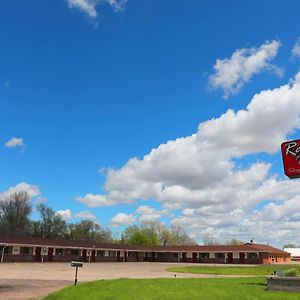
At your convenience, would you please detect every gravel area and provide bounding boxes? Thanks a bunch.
[0,262,266,299]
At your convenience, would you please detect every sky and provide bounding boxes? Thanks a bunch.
[1,0,300,247]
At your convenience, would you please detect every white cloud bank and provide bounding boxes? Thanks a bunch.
[66,0,127,19]
[0,182,41,199]
[5,137,25,149]
[78,71,300,245]
[111,213,136,227]
[209,40,282,98]
[291,38,300,61]
[56,209,72,220]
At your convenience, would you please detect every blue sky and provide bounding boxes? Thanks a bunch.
[1,0,300,246]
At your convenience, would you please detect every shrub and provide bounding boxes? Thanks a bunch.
[283,268,297,277]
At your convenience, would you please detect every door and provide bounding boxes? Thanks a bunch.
[239,252,245,264]
[35,247,41,262]
[182,252,187,263]
[82,249,87,262]
[117,251,121,262]
[227,252,233,264]
[47,248,53,262]
[192,252,197,263]
[91,250,96,262]
[151,252,155,262]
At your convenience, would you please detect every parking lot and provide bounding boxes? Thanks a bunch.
[0,262,256,299]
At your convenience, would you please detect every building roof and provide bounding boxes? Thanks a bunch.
[0,236,290,255]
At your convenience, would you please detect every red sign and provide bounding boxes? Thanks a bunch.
[281,139,300,179]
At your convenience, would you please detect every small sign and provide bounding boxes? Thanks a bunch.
[71,261,83,268]
[281,139,300,179]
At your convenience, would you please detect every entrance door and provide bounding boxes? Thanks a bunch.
[47,248,53,262]
[182,252,187,263]
[82,249,87,262]
[117,251,121,262]
[239,252,245,264]
[91,250,96,262]
[151,252,155,262]
[227,252,233,264]
[35,247,41,262]
[192,252,197,263]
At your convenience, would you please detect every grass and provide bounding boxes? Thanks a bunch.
[43,277,300,300]
[167,264,300,276]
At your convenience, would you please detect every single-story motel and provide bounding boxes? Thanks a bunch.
[0,236,291,264]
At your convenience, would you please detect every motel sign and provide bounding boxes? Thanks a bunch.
[281,139,300,179]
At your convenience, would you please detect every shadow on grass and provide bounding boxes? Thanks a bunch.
[240,282,267,287]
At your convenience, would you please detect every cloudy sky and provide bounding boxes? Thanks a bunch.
[1,0,300,247]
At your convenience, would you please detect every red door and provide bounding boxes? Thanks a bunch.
[35,247,41,262]
[91,250,96,262]
[82,249,87,262]
[151,252,155,262]
[192,252,197,263]
[239,252,245,264]
[227,253,233,264]
[47,248,53,262]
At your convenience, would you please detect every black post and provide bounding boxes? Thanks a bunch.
[74,266,78,285]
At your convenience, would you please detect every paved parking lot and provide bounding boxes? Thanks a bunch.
[0,262,257,299]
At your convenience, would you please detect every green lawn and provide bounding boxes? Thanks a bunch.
[43,278,299,300]
[167,265,300,276]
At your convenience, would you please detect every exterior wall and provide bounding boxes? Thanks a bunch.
[0,243,290,264]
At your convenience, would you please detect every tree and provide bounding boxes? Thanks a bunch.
[32,203,69,239]
[169,225,196,245]
[202,234,219,246]
[226,239,245,245]
[0,192,31,236]
[283,243,297,249]
[69,220,112,242]
[121,225,153,246]
[121,221,196,246]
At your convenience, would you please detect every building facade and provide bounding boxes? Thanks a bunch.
[0,236,291,264]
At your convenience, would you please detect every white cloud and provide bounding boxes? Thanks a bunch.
[291,38,300,61]
[66,0,127,20]
[111,213,136,227]
[78,71,300,246]
[209,40,282,98]
[75,211,96,219]
[56,209,72,220]
[0,182,41,199]
[135,205,167,222]
[5,137,25,148]
[76,193,115,207]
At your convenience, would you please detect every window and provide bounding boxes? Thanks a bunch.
[199,253,209,258]
[20,247,33,255]
[71,249,80,256]
[247,252,258,259]
[215,253,225,259]
[108,251,116,257]
[97,250,105,256]
[0,246,13,254]
[55,248,64,255]
[173,253,179,258]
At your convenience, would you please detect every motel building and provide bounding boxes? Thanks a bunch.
[0,236,291,264]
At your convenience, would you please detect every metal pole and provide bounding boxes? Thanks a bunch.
[1,245,8,263]
[74,266,78,285]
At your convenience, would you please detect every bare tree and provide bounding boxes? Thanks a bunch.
[202,234,219,245]
[0,192,31,236]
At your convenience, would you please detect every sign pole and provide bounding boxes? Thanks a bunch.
[74,266,78,285]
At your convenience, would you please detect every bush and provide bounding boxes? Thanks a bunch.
[283,268,297,277]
